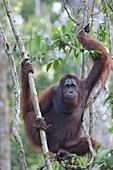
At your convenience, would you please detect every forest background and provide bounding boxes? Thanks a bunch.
[0,0,113,170]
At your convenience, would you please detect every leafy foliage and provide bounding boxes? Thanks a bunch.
[93,149,113,169]
[1,0,113,169]
[97,23,108,42]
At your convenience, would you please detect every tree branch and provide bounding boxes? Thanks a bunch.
[103,0,112,54]
[106,0,113,12]
[82,116,94,167]
[85,82,105,111]
[3,0,52,169]
[60,40,77,51]
[0,21,27,170]
[90,0,96,27]
[63,0,79,25]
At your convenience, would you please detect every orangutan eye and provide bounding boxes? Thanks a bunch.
[71,84,76,88]
[65,84,70,88]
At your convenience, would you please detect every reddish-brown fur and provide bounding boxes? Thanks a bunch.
[21,27,111,156]
[77,28,111,81]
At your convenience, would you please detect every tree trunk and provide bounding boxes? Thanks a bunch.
[0,43,10,170]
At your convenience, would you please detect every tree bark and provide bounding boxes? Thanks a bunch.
[0,43,10,170]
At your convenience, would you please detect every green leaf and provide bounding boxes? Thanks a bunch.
[50,27,60,40]
[46,62,52,72]
[95,149,110,162]
[70,153,77,157]
[53,60,59,70]
[109,127,113,133]
[61,25,66,34]
[36,88,40,94]
[49,58,55,61]
[91,50,102,58]
[74,51,79,58]
[77,8,82,15]
[80,48,85,52]
[66,20,73,30]
[106,155,113,168]
[58,58,64,64]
